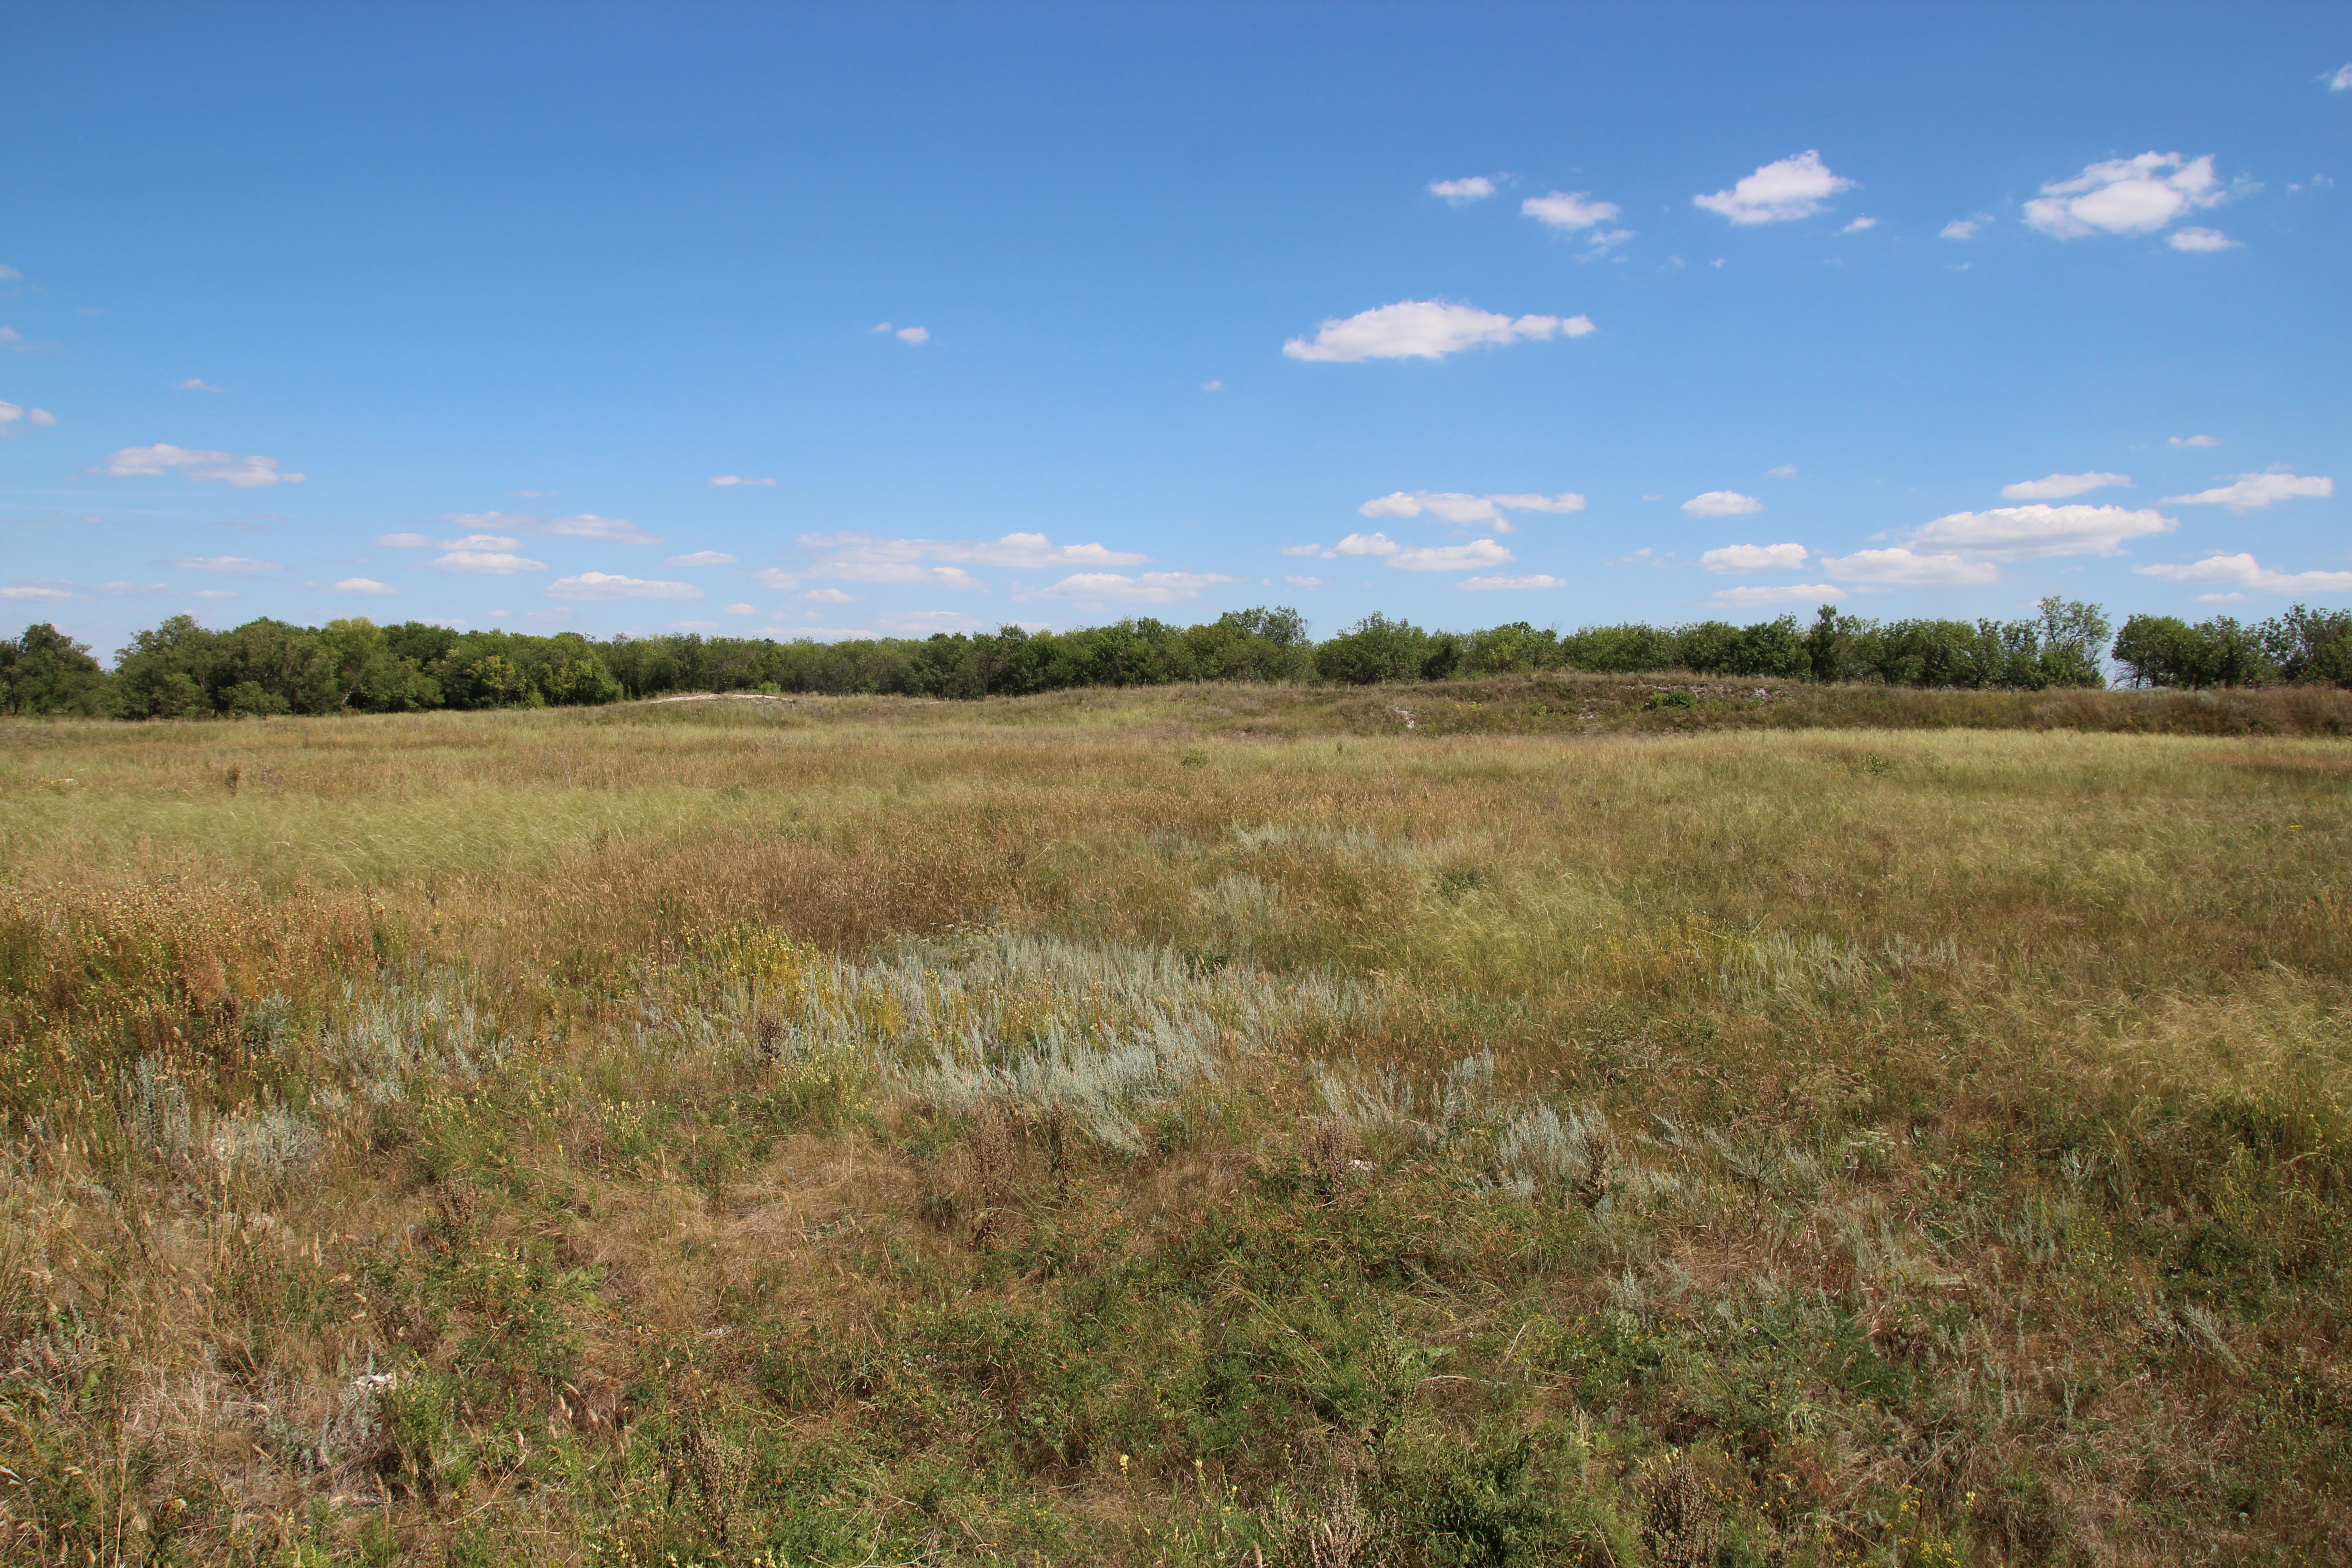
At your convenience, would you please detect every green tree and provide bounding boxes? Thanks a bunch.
[0,623,112,715]
[113,614,219,719]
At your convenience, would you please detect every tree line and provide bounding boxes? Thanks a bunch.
[3,598,2347,718]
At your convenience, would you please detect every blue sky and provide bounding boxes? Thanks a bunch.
[4,2,2348,652]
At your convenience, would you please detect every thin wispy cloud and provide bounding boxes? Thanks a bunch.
[1701,543,1808,573]
[2000,471,2130,500]
[709,475,775,487]
[1820,548,1998,585]
[1037,571,1240,603]
[1283,300,1593,362]
[2136,552,2352,594]
[1459,574,1565,590]
[1710,583,1846,606]
[1358,490,1584,528]
[1682,491,1763,517]
[1387,539,1513,572]
[173,555,282,572]
[2168,434,2220,449]
[665,550,739,567]
[546,572,704,601]
[428,550,547,574]
[2161,470,2332,512]
[108,444,303,487]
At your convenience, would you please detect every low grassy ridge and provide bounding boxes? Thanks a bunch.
[2,681,2347,1565]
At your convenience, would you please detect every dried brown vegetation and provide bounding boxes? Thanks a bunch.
[1,689,2347,1565]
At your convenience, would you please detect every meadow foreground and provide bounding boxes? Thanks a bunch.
[2,688,2347,1566]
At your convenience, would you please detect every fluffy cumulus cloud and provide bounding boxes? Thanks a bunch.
[2023,153,2225,240]
[1694,152,1855,225]
[107,444,303,487]
[1940,216,1988,240]
[1819,548,1999,585]
[1682,491,1763,517]
[1428,176,1496,204]
[666,550,739,567]
[1459,574,1565,590]
[0,399,58,435]
[440,533,521,550]
[429,549,547,574]
[1910,503,2174,559]
[2161,470,2332,512]
[1333,533,1399,557]
[546,572,704,601]
[709,475,775,487]
[331,578,396,594]
[1388,539,1514,572]
[1710,583,1847,607]
[1359,490,1584,526]
[2000,471,2131,500]
[2136,553,2352,595]
[1701,543,1808,573]
[1038,571,1240,603]
[1283,300,1592,363]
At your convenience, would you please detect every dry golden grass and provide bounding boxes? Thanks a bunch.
[2,690,2348,1565]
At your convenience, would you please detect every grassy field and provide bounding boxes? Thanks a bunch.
[3,680,2348,1566]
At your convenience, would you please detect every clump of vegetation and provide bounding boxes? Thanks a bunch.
[10,595,2348,722]
[1,693,2347,1563]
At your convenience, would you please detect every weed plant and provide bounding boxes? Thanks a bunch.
[0,690,2347,1563]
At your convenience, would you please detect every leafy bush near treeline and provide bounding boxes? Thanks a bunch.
[4,595,2347,718]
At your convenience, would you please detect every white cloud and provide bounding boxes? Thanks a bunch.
[1360,489,1579,524]
[1819,547,1998,585]
[2023,152,2224,239]
[1694,151,1854,225]
[547,572,704,601]
[0,400,57,435]
[440,533,522,550]
[1203,380,1223,392]
[1940,217,1984,240]
[1279,543,1323,557]
[373,532,435,548]
[2168,227,2238,252]
[818,562,985,588]
[748,568,799,589]
[0,584,74,601]
[446,511,536,534]
[1710,583,1846,607]
[428,550,547,574]
[1701,543,1808,573]
[537,513,661,544]
[725,603,756,615]
[2328,63,2352,91]
[2000,471,2131,500]
[1388,539,1514,572]
[1522,191,1621,230]
[709,475,775,487]
[0,265,18,280]
[1766,464,1797,479]
[1485,492,1587,514]
[1429,176,1497,204]
[1682,490,1763,517]
[174,555,281,572]
[176,378,223,392]
[1333,532,1399,556]
[1283,300,1592,362]
[1838,216,1877,234]
[1283,575,1326,589]
[2161,470,2332,512]
[802,587,853,603]
[759,624,869,642]
[2168,433,2220,449]
[802,530,1148,571]
[1459,573,1565,590]
[881,609,981,632]
[331,578,396,594]
[189,589,237,600]
[896,326,930,345]
[666,550,739,567]
[1038,571,1240,603]
[107,444,304,487]
[1911,503,2175,559]
[2136,553,2352,594]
